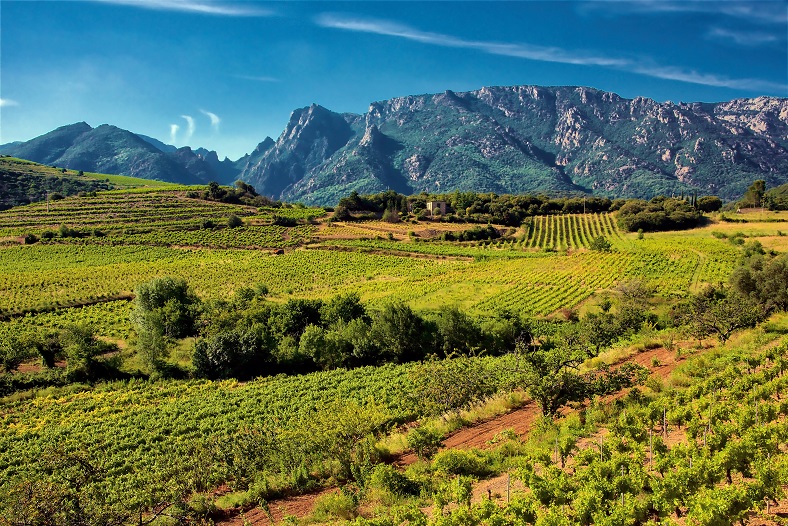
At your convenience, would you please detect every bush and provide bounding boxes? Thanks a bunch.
[407,426,444,460]
[227,214,243,228]
[589,235,611,252]
[431,449,491,477]
[23,233,38,245]
[312,490,357,520]
[368,464,420,500]
[382,208,400,223]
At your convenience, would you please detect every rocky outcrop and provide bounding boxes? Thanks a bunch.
[239,86,788,204]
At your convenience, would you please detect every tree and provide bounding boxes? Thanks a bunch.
[741,180,766,208]
[370,303,433,362]
[433,306,483,356]
[697,196,723,213]
[227,214,243,228]
[409,357,496,418]
[319,293,367,326]
[730,253,788,313]
[514,337,588,417]
[132,277,200,373]
[684,286,764,343]
[133,277,199,339]
[298,324,343,370]
[61,324,118,380]
[382,208,400,223]
[192,327,269,379]
[0,333,34,373]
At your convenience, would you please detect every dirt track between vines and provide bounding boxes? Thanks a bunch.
[217,345,683,525]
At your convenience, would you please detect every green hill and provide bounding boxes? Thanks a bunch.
[0,156,176,210]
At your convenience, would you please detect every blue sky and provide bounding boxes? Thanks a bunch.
[1,0,786,160]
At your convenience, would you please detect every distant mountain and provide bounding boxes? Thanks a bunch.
[137,134,178,153]
[238,86,788,205]
[0,123,238,186]
[5,86,787,205]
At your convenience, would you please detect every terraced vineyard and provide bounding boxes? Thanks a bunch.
[0,189,325,249]
[521,212,624,250]
[2,185,787,525]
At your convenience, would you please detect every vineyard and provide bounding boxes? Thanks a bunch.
[1,185,788,524]
[345,319,788,526]
[0,191,770,324]
[0,357,513,513]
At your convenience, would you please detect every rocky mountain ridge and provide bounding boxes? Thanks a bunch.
[3,85,787,204]
[241,86,788,204]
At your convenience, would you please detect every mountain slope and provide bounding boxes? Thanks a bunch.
[0,124,237,185]
[239,86,788,205]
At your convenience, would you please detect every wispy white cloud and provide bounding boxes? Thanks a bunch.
[315,14,627,68]
[234,74,281,83]
[89,0,273,17]
[629,63,788,93]
[577,1,787,25]
[708,27,781,46]
[200,109,221,131]
[0,98,20,107]
[316,13,787,93]
[181,115,195,141]
[169,124,180,143]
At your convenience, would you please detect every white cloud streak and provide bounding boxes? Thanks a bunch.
[181,115,195,142]
[315,14,627,68]
[200,109,221,131]
[170,124,180,143]
[708,27,781,46]
[315,13,788,93]
[577,1,788,25]
[234,74,281,83]
[0,99,20,107]
[89,0,273,17]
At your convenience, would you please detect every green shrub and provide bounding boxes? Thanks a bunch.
[407,426,444,460]
[312,490,357,520]
[227,214,243,228]
[368,464,419,500]
[432,449,491,477]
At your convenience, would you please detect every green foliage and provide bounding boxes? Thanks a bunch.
[227,214,243,228]
[60,323,118,381]
[371,303,434,363]
[368,464,420,499]
[133,276,199,339]
[192,327,270,379]
[740,179,766,208]
[409,357,497,417]
[0,333,34,373]
[589,235,611,252]
[407,426,444,460]
[432,449,492,478]
[679,285,765,342]
[697,195,723,213]
[730,253,788,313]
[617,197,703,232]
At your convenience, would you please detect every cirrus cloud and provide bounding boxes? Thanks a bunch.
[200,109,221,131]
[315,13,787,93]
[89,0,273,17]
[0,98,20,107]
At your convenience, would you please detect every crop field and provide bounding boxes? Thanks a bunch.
[1,183,787,525]
[0,191,259,235]
[0,191,752,325]
[0,356,515,509]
